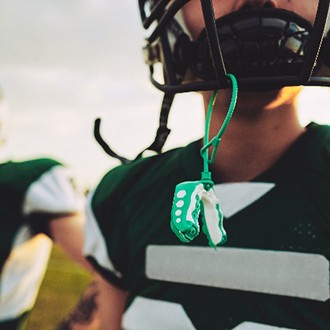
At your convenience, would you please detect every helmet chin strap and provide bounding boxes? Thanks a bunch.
[170,74,238,248]
[93,93,175,164]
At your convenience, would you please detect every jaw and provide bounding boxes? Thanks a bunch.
[201,86,302,117]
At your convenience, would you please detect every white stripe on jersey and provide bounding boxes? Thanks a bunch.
[0,234,52,320]
[213,182,275,218]
[11,224,33,248]
[83,191,122,278]
[22,165,84,215]
[146,245,329,301]
[122,296,196,330]
[232,321,295,329]
[123,297,297,330]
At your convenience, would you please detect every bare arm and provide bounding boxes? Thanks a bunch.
[49,213,93,272]
[95,273,128,330]
[57,274,128,330]
[51,214,100,329]
[50,214,127,329]
[57,281,100,330]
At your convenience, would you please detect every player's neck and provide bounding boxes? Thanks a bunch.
[203,90,305,182]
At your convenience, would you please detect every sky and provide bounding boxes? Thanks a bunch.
[0,0,329,190]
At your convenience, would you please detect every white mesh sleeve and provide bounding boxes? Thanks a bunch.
[22,165,84,215]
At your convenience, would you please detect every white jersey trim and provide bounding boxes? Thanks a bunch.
[122,297,297,330]
[232,321,295,330]
[122,296,196,330]
[22,165,83,215]
[10,224,33,248]
[146,245,329,301]
[83,191,122,278]
[213,182,275,218]
[0,234,52,320]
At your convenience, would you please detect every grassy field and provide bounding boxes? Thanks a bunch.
[27,245,93,330]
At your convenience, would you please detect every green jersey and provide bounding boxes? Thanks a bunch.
[0,158,83,327]
[84,123,330,330]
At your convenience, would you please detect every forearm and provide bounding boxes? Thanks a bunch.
[57,274,128,330]
[95,274,128,330]
[49,213,93,272]
[57,281,100,330]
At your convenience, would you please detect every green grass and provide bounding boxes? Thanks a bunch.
[27,246,92,330]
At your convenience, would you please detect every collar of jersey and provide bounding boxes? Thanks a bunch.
[254,121,330,182]
[180,122,330,183]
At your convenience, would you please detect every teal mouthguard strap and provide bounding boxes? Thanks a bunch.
[170,74,238,247]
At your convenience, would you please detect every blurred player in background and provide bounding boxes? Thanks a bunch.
[0,87,94,330]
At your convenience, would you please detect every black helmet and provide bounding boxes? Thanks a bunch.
[140,0,330,92]
[131,0,330,157]
[95,0,330,162]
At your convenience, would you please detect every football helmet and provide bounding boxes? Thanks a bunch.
[133,0,330,156]
[140,0,330,92]
[95,0,330,161]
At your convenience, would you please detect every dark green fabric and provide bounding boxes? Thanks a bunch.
[0,158,60,271]
[0,311,29,330]
[90,123,330,329]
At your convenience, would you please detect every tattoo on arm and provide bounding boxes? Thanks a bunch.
[57,281,99,330]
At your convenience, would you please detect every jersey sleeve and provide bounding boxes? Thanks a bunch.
[22,164,84,215]
[84,190,125,287]
[83,164,136,289]
[83,151,181,289]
